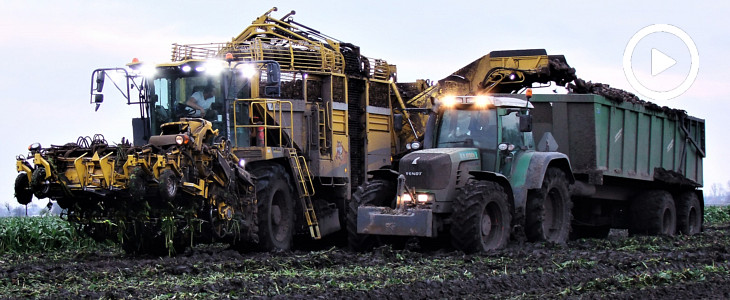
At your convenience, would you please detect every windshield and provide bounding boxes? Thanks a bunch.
[436,109,497,150]
[150,74,226,136]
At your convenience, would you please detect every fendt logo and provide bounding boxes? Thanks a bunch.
[411,157,421,165]
[405,172,422,176]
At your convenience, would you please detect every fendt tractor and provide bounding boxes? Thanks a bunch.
[351,49,705,253]
[14,8,430,255]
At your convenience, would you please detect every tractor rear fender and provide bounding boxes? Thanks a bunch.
[509,152,574,213]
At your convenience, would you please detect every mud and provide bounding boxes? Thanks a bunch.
[2,226,730,299]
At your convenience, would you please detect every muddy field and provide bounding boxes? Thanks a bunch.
[2,225,730,299]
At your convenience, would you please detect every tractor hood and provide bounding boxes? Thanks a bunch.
[399,148,480,190]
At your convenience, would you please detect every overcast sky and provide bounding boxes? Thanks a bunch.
[1,1,728,208]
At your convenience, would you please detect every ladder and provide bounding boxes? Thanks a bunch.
[287,149,321,239]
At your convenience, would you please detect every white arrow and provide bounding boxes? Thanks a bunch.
[651,48,676,76]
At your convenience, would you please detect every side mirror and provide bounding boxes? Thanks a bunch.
[94,94,104,112]
[393,114,404,132]
[266,63,280,84]
[519,114,532,132]
[94,70,105,93]
[264,63,281,97]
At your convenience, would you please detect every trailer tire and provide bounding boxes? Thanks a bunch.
[128,167,148,199]
[629,190,676,236]
[252,164,295,251]
[347,179,396,252]
[451,180,511,253]
[525,167,572,243]
[675,191,702,235]
[14,173,32,205]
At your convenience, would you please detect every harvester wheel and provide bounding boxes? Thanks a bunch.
[30,167,51,199]
[526,167,572,243]
[347,179,396,252]
[252,164,295,251]
[14,173,32,205]
[676,191,702,235]
[451,180,512,253]
[158,170,179,202]
[629,190,676,236]
[128,167,148,199]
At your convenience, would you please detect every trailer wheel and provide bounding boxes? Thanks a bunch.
[252,164,295,251]
[451,180,511,253]
[629,190,676,236]
[158,170,179,202]
[526,167,572,243]
[675,191,701,235]
[14,173,32,205]
[347,179,396,252]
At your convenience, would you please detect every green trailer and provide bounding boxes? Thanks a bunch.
[530,94,705,238]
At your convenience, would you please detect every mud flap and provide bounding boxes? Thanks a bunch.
[357,207,434,237]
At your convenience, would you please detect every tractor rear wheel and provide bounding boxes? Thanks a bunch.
[347,179,396,252]
[450,180,511,253]
[252,164,295,251]
[676,191,702,235]
[14,173,32,205]
[629,190,676,236]
[526,167,572,243]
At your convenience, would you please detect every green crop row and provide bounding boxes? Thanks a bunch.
[0,216,101,254]
[704,206,730,226]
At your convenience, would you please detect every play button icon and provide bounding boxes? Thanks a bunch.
[623,24,700,101]
[651,48,676,76]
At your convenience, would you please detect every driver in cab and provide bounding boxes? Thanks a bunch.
[186,85,216,118]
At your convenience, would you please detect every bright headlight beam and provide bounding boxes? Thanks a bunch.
[240,64,257,78]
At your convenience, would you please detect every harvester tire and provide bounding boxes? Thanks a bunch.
[451,180,511,253]
[158,170,179,202]
[629,190,676,236]
[676,191,702,235]
[252,164,295,251]
[347,179,396,252]
[14,173,32,205]
[525,167,572,243]
[128,167,148,200]
[30,167,50,199]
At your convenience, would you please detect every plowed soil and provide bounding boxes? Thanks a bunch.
[2,226,730,299]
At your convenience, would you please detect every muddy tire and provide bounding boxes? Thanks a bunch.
[526,167,572,243]
[158,170,179,202]
[14,173,32,205]
[570,225,610,240]
[251,164,295,251]
[30,167,51,199]
[347,179,396,252]
[451,180,511,253]
[629,190,676,236]
[675,191,702,235]
[128,167,148,199]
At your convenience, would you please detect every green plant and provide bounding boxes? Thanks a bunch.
[704,206,730,225]
[0,216,101,254]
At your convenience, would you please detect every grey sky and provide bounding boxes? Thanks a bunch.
[1,1,728,207]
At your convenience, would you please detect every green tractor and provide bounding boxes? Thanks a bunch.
[349,93,575,253]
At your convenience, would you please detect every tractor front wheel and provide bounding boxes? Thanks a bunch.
[450,180,512,253]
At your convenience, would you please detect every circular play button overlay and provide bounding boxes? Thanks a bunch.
[622,24,699,101]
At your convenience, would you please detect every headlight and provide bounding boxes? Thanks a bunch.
[411,141,421,150]
[175,135,190,145]
[401,193,412,203]
[417,194,429,203]
[238,158,246,168]
[28,143,41,151]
